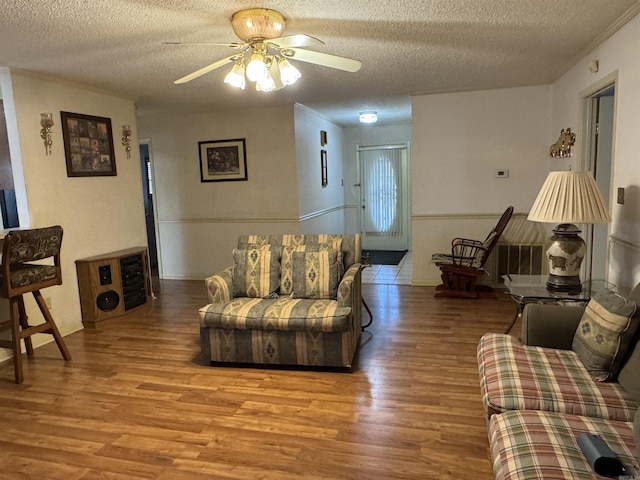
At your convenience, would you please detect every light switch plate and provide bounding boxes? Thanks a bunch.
[495,169,509,178]
[617,187,625,204]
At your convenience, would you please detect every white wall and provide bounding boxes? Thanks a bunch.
[294,104,346,234]
[137,105,300,278]
[550,13,640,293]
[0,70,146,362]
[411,85,553,285]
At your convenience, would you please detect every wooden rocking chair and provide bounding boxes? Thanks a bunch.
[432,206,513,298]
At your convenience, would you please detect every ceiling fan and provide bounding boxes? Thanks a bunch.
[167,8,362,92]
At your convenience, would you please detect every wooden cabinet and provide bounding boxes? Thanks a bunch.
[76,247,151,327]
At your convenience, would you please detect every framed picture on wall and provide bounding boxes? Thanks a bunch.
[199,138,248,182]
[321,149,328,187]
[60,111,117,177]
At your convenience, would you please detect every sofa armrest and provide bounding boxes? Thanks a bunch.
[337,263,361,308]
[521,303,585,350]
[205,266,234,304]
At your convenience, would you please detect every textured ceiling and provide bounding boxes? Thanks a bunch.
[1,1,639,126]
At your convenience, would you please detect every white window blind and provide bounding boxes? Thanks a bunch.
[362,147,404,237]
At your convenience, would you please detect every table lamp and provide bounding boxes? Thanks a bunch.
[527,170,611,292]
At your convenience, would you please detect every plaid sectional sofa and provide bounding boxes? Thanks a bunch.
[199,234,362,369]
[477,284,640,479]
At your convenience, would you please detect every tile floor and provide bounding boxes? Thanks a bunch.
[361,250,413,285]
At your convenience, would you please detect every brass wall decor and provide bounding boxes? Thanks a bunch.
[121,125,132,158]
[40,113,54,155]
[550,128,576,158]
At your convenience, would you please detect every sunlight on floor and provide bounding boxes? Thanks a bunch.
[361,251,413,285]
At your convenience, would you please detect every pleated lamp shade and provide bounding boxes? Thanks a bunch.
[527,171,611,224]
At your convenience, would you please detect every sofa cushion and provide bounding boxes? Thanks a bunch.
[478,333,637,421]
[199,297,352,332]
[280,239,343,295]
[618,339,640,404]
[9,264,59,288]
[291,250,340,300]
[572,288,638,381]
[489,410,638,480]
[232,246,281,298]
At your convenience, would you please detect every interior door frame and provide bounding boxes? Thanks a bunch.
[356,142,411,251]
[580,72,618,283]
[138,137,162,279]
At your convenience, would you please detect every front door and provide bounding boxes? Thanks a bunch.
[358,144,410,251]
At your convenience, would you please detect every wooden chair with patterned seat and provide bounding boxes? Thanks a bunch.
[0,225,71,383]
[432,206,514,298]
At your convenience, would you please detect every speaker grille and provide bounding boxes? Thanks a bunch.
[96,290,120,312]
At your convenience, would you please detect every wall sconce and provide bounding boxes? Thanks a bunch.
[549,128,576,158]
[122,125,132,158]
[40,113,54,155]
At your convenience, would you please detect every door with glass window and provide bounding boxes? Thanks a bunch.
[358,145,410,250]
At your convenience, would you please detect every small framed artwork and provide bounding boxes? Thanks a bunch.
[320,130,328,146]
[199,138,248,182]
[321,149,328,187]
[61,111,116,177]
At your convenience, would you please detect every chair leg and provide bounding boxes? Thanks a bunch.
[9,297,24,384]
[32,290,72,361]
[17,296,34,356]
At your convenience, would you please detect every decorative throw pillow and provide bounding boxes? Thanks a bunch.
[232,246,281,298]
[280,245,307,295]
[291,249,339,300]
[280,239,343,295]
[572,288,638,381]
[315,237,344,278]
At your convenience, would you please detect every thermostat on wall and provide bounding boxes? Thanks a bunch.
[495,169,509,178]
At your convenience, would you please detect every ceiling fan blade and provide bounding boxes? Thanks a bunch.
[281,48,361,73]
[163,41,246,49]
[267,34,324,49]
[174,55,238,84]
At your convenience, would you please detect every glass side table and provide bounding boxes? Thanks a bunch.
[502,274,614,334]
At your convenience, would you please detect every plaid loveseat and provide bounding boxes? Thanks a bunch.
[478,283,640,479]
[199,234,362,369]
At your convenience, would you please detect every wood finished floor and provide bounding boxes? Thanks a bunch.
[0,280,517,479]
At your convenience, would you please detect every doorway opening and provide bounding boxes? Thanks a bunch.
[583,81,615,282]
[0,100,19,228]
[139,142,159,277]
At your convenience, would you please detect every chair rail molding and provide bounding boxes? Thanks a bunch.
[610,235,640,252]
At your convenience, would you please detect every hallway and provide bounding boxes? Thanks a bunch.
[361,251,413,285]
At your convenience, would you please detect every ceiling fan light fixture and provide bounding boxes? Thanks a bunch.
[231,8,285,42]
[224,61,246,89]
[256,73,276,92]
[278,57,301,85]
[171,8,362,93]
[359,112,378,124]
[246,53,268,81]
